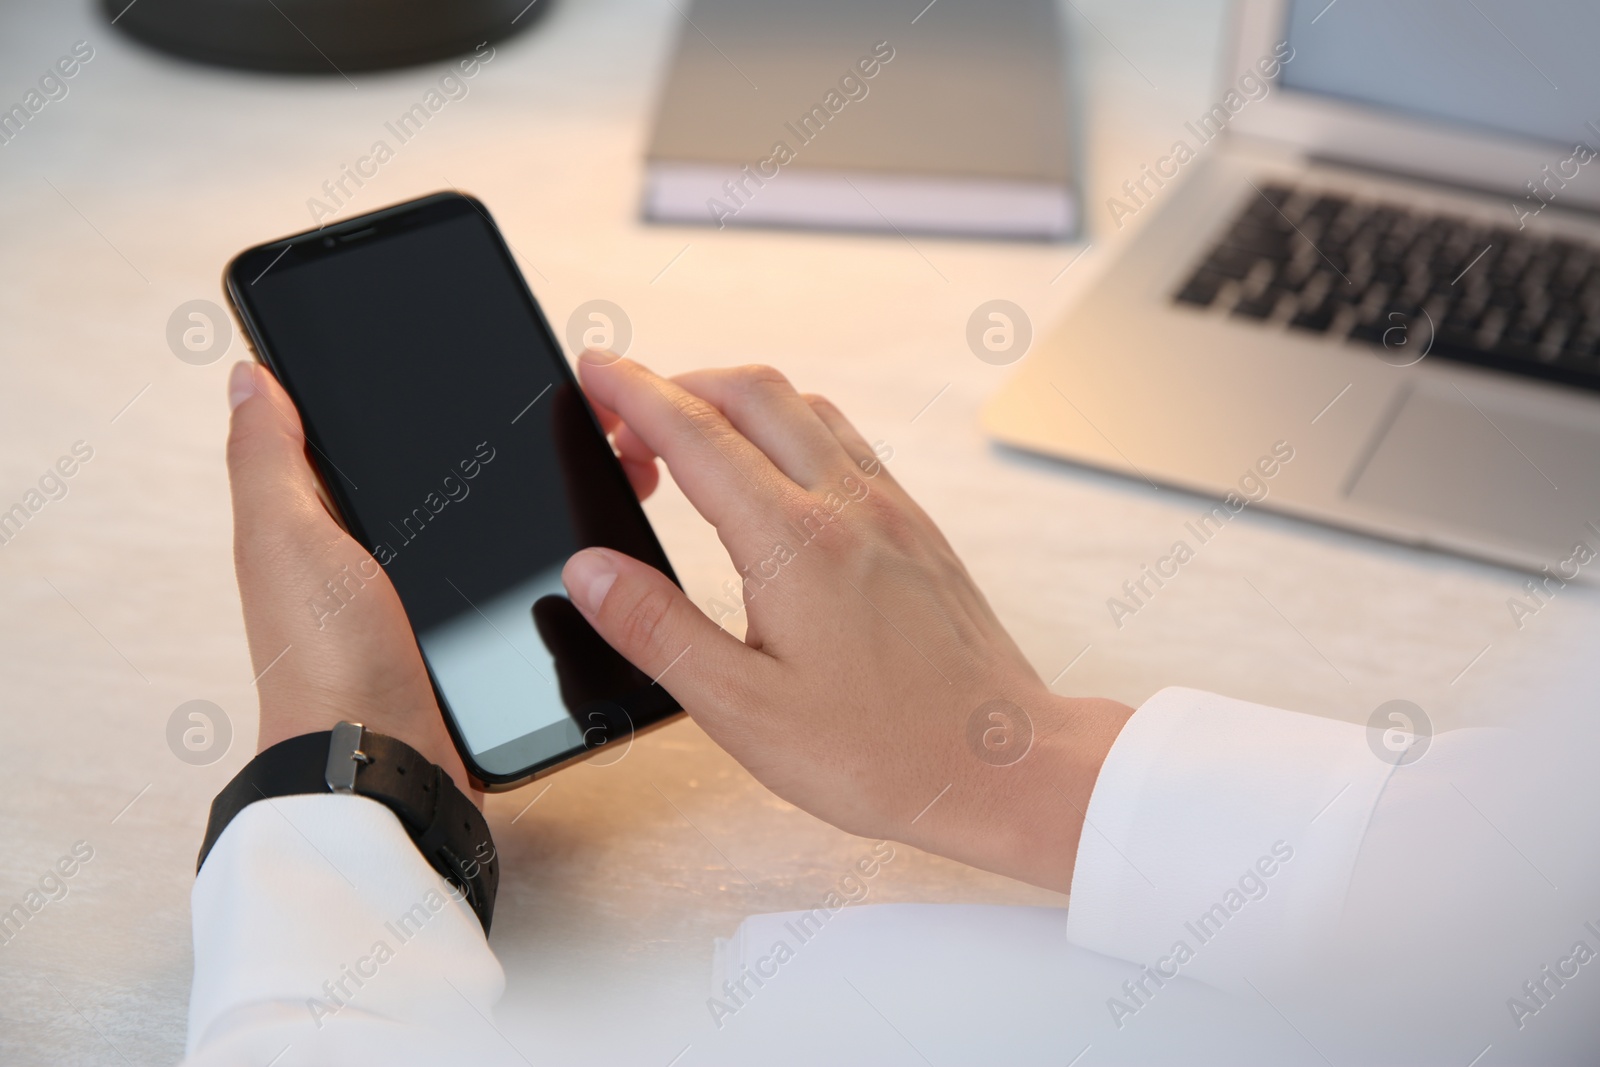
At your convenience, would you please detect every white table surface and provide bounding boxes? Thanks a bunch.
[2,1,1595,1063]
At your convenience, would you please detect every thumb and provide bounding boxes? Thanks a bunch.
[226,361,334,546]
[561,547,763,712]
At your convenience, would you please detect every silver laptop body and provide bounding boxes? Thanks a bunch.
[984,0,1600,573]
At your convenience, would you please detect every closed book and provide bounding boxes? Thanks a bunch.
[642,0,1076,240]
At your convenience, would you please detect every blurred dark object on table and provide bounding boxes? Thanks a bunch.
[101,0,552,74]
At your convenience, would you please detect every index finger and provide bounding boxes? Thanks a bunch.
[577,356,804,547]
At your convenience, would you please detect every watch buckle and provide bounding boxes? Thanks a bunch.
[325,721,370,793]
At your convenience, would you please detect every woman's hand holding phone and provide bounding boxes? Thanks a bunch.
[565,357,1133,893]
[226,361,480,804]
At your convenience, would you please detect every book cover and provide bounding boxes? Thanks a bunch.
[642,0,1076,240]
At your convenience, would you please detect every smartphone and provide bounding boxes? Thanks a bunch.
[225,191,681,789]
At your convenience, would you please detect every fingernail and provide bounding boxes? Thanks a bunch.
[578,349,622,368]
[228,362,256,410]
[564,548,618,615]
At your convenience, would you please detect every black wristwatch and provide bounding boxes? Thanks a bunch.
[198,723,499,934]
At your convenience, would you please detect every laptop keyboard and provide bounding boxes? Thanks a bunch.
[1174,182,1600,391]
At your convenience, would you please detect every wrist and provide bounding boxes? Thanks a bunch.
[255,693,479,807]
[898,691,1132,894]
[202,723,500,932]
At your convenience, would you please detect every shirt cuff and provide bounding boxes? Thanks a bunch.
[187,793,505,1061]
[1065,687,1394,989]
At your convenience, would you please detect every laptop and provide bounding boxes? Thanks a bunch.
[983,0,1600,574]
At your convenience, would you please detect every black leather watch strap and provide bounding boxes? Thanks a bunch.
[197,724,498,934]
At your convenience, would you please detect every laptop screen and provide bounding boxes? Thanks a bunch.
[1280,0,1598,149]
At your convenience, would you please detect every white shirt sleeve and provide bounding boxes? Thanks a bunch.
[1065,686,1396,989]
[1065,686,1600,1063]
[183,793,518,1067]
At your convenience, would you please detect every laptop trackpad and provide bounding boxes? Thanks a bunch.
[1346,382,1600,559]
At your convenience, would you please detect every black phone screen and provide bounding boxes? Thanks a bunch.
[226,193,679,785]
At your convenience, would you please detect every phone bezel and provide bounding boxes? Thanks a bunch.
[223,190,685,791]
